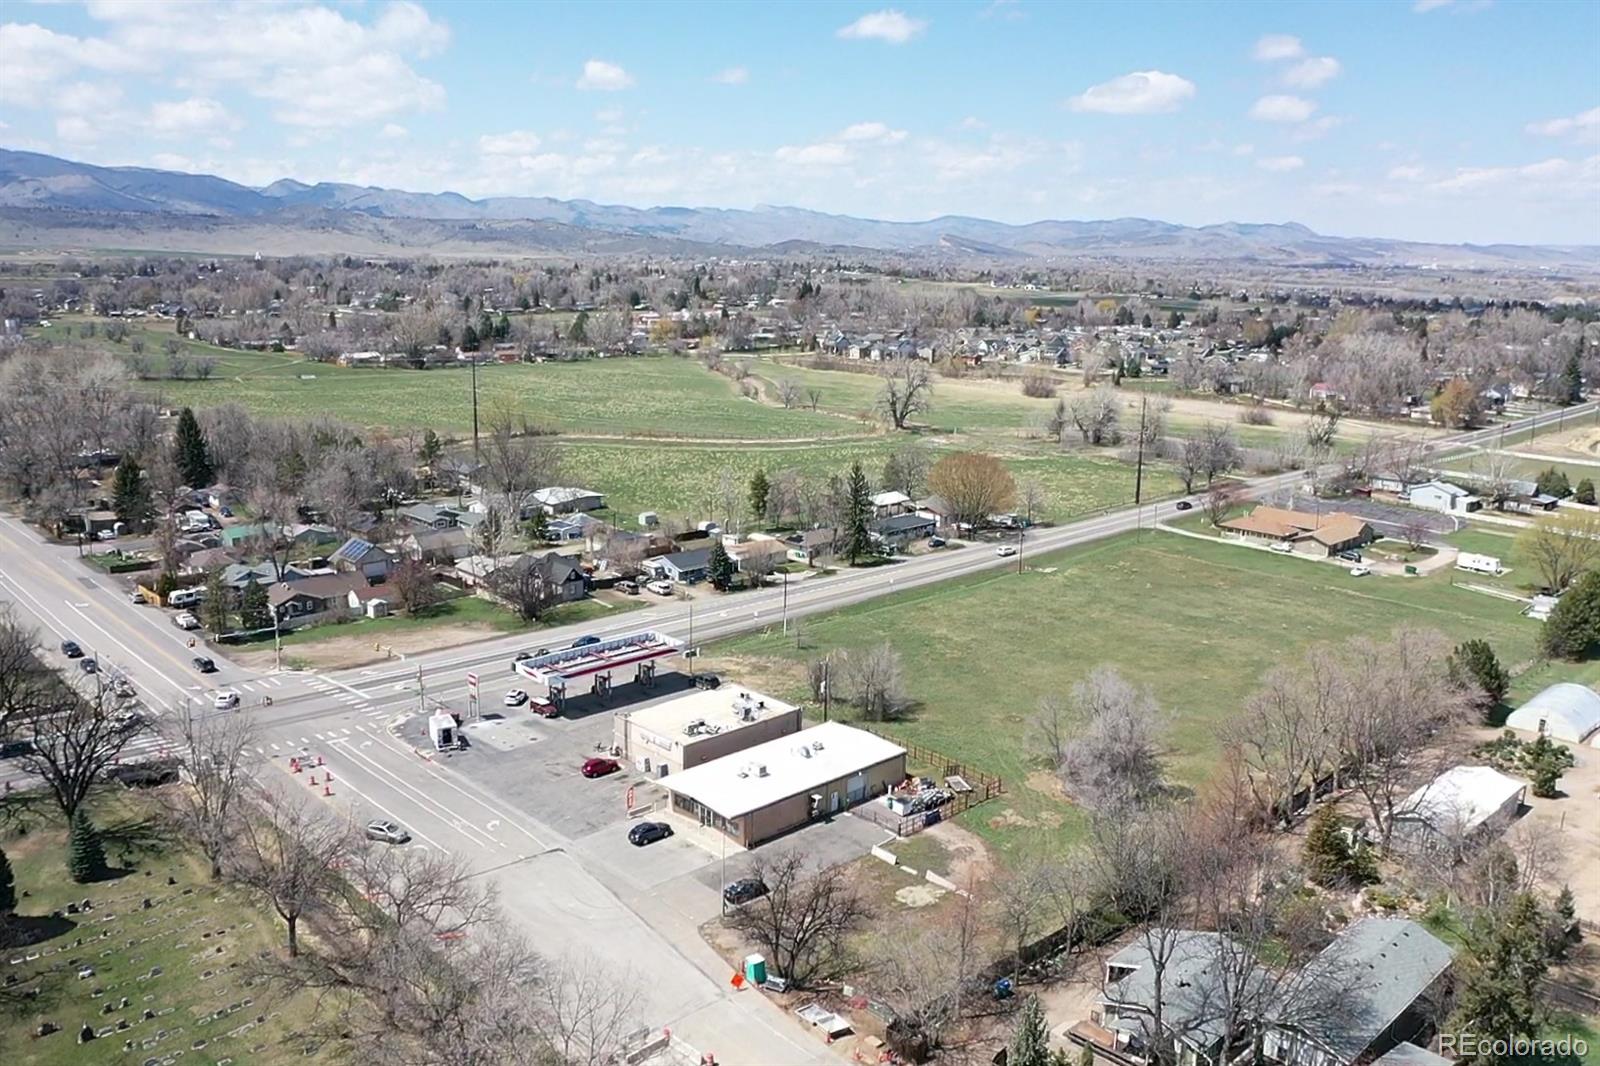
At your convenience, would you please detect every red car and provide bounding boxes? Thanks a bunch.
[530,696,560,718]
[581,757,620,778]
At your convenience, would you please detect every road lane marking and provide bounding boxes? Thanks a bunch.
[364,727,551,850]
[327,739,501,849]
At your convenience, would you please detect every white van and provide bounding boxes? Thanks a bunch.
[168,586,205,608]
[1269,542,1294,555]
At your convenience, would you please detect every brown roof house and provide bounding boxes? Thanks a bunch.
[1218,505,1375,557]
[267,573,369,628]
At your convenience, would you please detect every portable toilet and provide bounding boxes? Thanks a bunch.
[428,711,456,751]
[743,953,767,986]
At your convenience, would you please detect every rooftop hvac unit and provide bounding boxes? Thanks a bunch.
[757,764,769,777]
[812,740,824,751]
[797,746,812,758]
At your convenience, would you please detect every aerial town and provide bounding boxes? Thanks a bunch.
[0,3,1597,1066]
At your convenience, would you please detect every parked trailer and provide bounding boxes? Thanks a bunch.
[1456,552,1504,576]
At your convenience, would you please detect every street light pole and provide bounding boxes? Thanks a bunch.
[781,571,789,635]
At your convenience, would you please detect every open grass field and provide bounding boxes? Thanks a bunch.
[1,789,339,1065]
[710,529,1549,863]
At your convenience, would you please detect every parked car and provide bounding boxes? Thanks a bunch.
[571,635,601,648]
[60,639,83,658]
[110,709,143,731]
[723,878,770,906]
[1336,550,1363,563]
[128,589,146,605]
[995,545,1018,558]
[928,536,946,548]
[1174,500,1194,511]
[504,688,529,707]
[111,678,136,699]
[581,757,620,778]
[647,579,673,596]
[617,580,639,595]
[530,695,560,718]
[174,611,200,630]
[1269,542,1294,555]
[693,673,722,690]
[192,656,217,673]
[365,819,411,845]
[213,691,240,710]
[0,739,37,759]
[95,528,118,542]
[628,821,673,847]
[79,657,98,674]
[1350,565,1372,577]
[513,651,533,672]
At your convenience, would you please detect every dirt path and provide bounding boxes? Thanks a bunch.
[229,622,502,671]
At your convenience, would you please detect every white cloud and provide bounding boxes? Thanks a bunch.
[1257,155,1305,172]
[1068,70,1195,115]
[712,66,749,85]
[147,97,240,137]
[836,9,927,45]
[775,142,852,166]
[1526,106,1600,143]
[479,130,542,156]
[576,59,633,91]
[1413,0,1453,9]
[380,123,408,139]
[980,0,1025,20]
[1232,143,1255,156]
[1388,164,1426,181]
[594,107,624,124]
[840,121,907,143]
[959,116,986,130]
[1282,56,1340,88]
[1252,34,1304,61]
[1429,155,1588,193]
[1290,115,1346,142]
[1250,94,1317,123]
[1414,0,1491,11]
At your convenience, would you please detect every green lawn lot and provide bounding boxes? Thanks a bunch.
[715,530,1542,861]
[1,790,342,1065]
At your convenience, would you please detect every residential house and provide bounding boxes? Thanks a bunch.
[1217,506,1376,558]
[453,554,517,588]
[1402,481,1479,514]
[1497,479,1560,514]
[869,513,936,550]
[784,528,837,566]
[531,486,605,515]
[1389,765,1526,857]
[1263,919,1454,1066]
[182,546,239,574]
[644,547,712,584]
[267,573,370,628]
[727,538,789,574]
[915,495,959,529]
[220,560,300,590]
[496,552,587,604]
[399,502,460,530]
[1091,930,1240,1066]
[546,512,607,544]
[329,537,395,582]
[401,527,472,564]
[870,490,913,517]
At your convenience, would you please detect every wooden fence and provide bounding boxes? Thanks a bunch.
[852,725,1004,837]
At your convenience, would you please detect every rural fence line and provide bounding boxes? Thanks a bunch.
[851,725,1005,837]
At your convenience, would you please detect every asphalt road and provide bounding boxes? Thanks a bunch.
[0,400,1589,1061]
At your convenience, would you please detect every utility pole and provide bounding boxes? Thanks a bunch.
[272,605,282,672]
[821,659,831,723]
[1015,525,1024,573]
[686,603,695,678]
[1133,395,1148,506]
[780,571,789,635]
[470,355,481,465]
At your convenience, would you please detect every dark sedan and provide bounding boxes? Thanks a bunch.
[627,821,673,847]
[60,639,84,658]
[79,657,98,675]
[722,878,769,906]
[571,635,601,648]
[192,656,217,673]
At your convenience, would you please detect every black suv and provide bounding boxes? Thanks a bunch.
[693,673,722,690]
[192,656,217,673]
[722,878,769,906]
[60,639,83,658]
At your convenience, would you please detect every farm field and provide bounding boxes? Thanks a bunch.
[566,438,1183,528]
[1,789,342,1066]
[709,529,1546,862]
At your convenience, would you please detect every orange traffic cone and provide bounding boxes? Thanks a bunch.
[325,769,333,781]
[323,782,333,797]
[290,758,300,773]
[317,755,324,767]
[308,774,318,786]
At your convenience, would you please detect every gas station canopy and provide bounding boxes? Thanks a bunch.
[513,630,684,693]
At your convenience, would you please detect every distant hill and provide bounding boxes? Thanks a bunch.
[2,147,1595,269]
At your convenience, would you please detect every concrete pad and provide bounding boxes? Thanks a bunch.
[461,717,542,752]
[571,820,719,891]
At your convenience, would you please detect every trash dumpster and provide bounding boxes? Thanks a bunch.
[1404,564,1418,576]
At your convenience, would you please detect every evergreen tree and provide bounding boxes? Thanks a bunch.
[843,462,873,565]
[1448,893,1551,1059]
[1166,310,1183,330]
[1563,347,1584,405]
[525,508,549,543]
[477,311,495,344]
[1008,996,1052,1066]
[1449,639,1509,719]
[708,542,737,590]
[68,809,108,884]
[749,469,771,521]
[461,324,480,352]
[239,579,270,631]
[1535,466,1571,498]
[327,309,337,330]
[1540,568,1600,659]
[1548,885,1577,962]
[568,311,589,343]
[201,569,232,638]
[419,428,443,468]
[495,312,511,340]
[0,844,15,915]
[1577,479,1596,506]
[1141,312,1153,329]
[1524,734,1574,798]
[110,455,152,531]
[172,407,213,488]
[1303,804,1374,886]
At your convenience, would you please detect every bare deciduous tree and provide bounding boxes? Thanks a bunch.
[167,702,255,880]
[230,792,350,957]
[1058,666,1168,812]
[833,643,910,722]
[1067,386,1122,445]
[20,681,137,820]
[528,953,641,1066]
[1516,509,1600,592]
[873,879,986,1057]
[775,379,802,409]
[875,361,934,430]
[727,849,870,988]
[926,451,1016,529]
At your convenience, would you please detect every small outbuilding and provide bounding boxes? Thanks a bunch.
[1505,683,1600,745]
[1389,765,1526,856]
[660,722,906,847]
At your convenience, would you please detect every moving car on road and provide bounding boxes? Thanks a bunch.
[504,688,529,707]
[192,656,217,673]
[1174,500,1194,511]
[513,651,533,671]
[995,545,1018,558]
[213,691,240,710]
[79,657,98,674]
[581,757,620,778]
[628,821,673,847]
[571,635,601,648]
[60,639,83,658]
[723,878,769,906]
[365,819,411,845]
[173,611,200,630]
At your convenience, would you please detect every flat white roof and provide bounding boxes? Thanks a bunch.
[620,687,798,744]
[871,490,911,507]
[1397,765,1525,834]
[661,722,906,818]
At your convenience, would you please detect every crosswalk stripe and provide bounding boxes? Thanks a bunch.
[270,742,280,750]
[341,728,352,736]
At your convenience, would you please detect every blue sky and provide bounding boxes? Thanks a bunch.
[2,0,1597,244]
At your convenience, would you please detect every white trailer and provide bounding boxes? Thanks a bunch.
[428,711,458,751]
[1456,552,1504,576]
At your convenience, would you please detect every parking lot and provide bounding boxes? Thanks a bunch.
[395,669,890,910]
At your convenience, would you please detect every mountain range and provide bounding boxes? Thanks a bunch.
[1,147,1595,269]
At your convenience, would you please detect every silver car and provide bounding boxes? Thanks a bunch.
[365,819,411,845]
